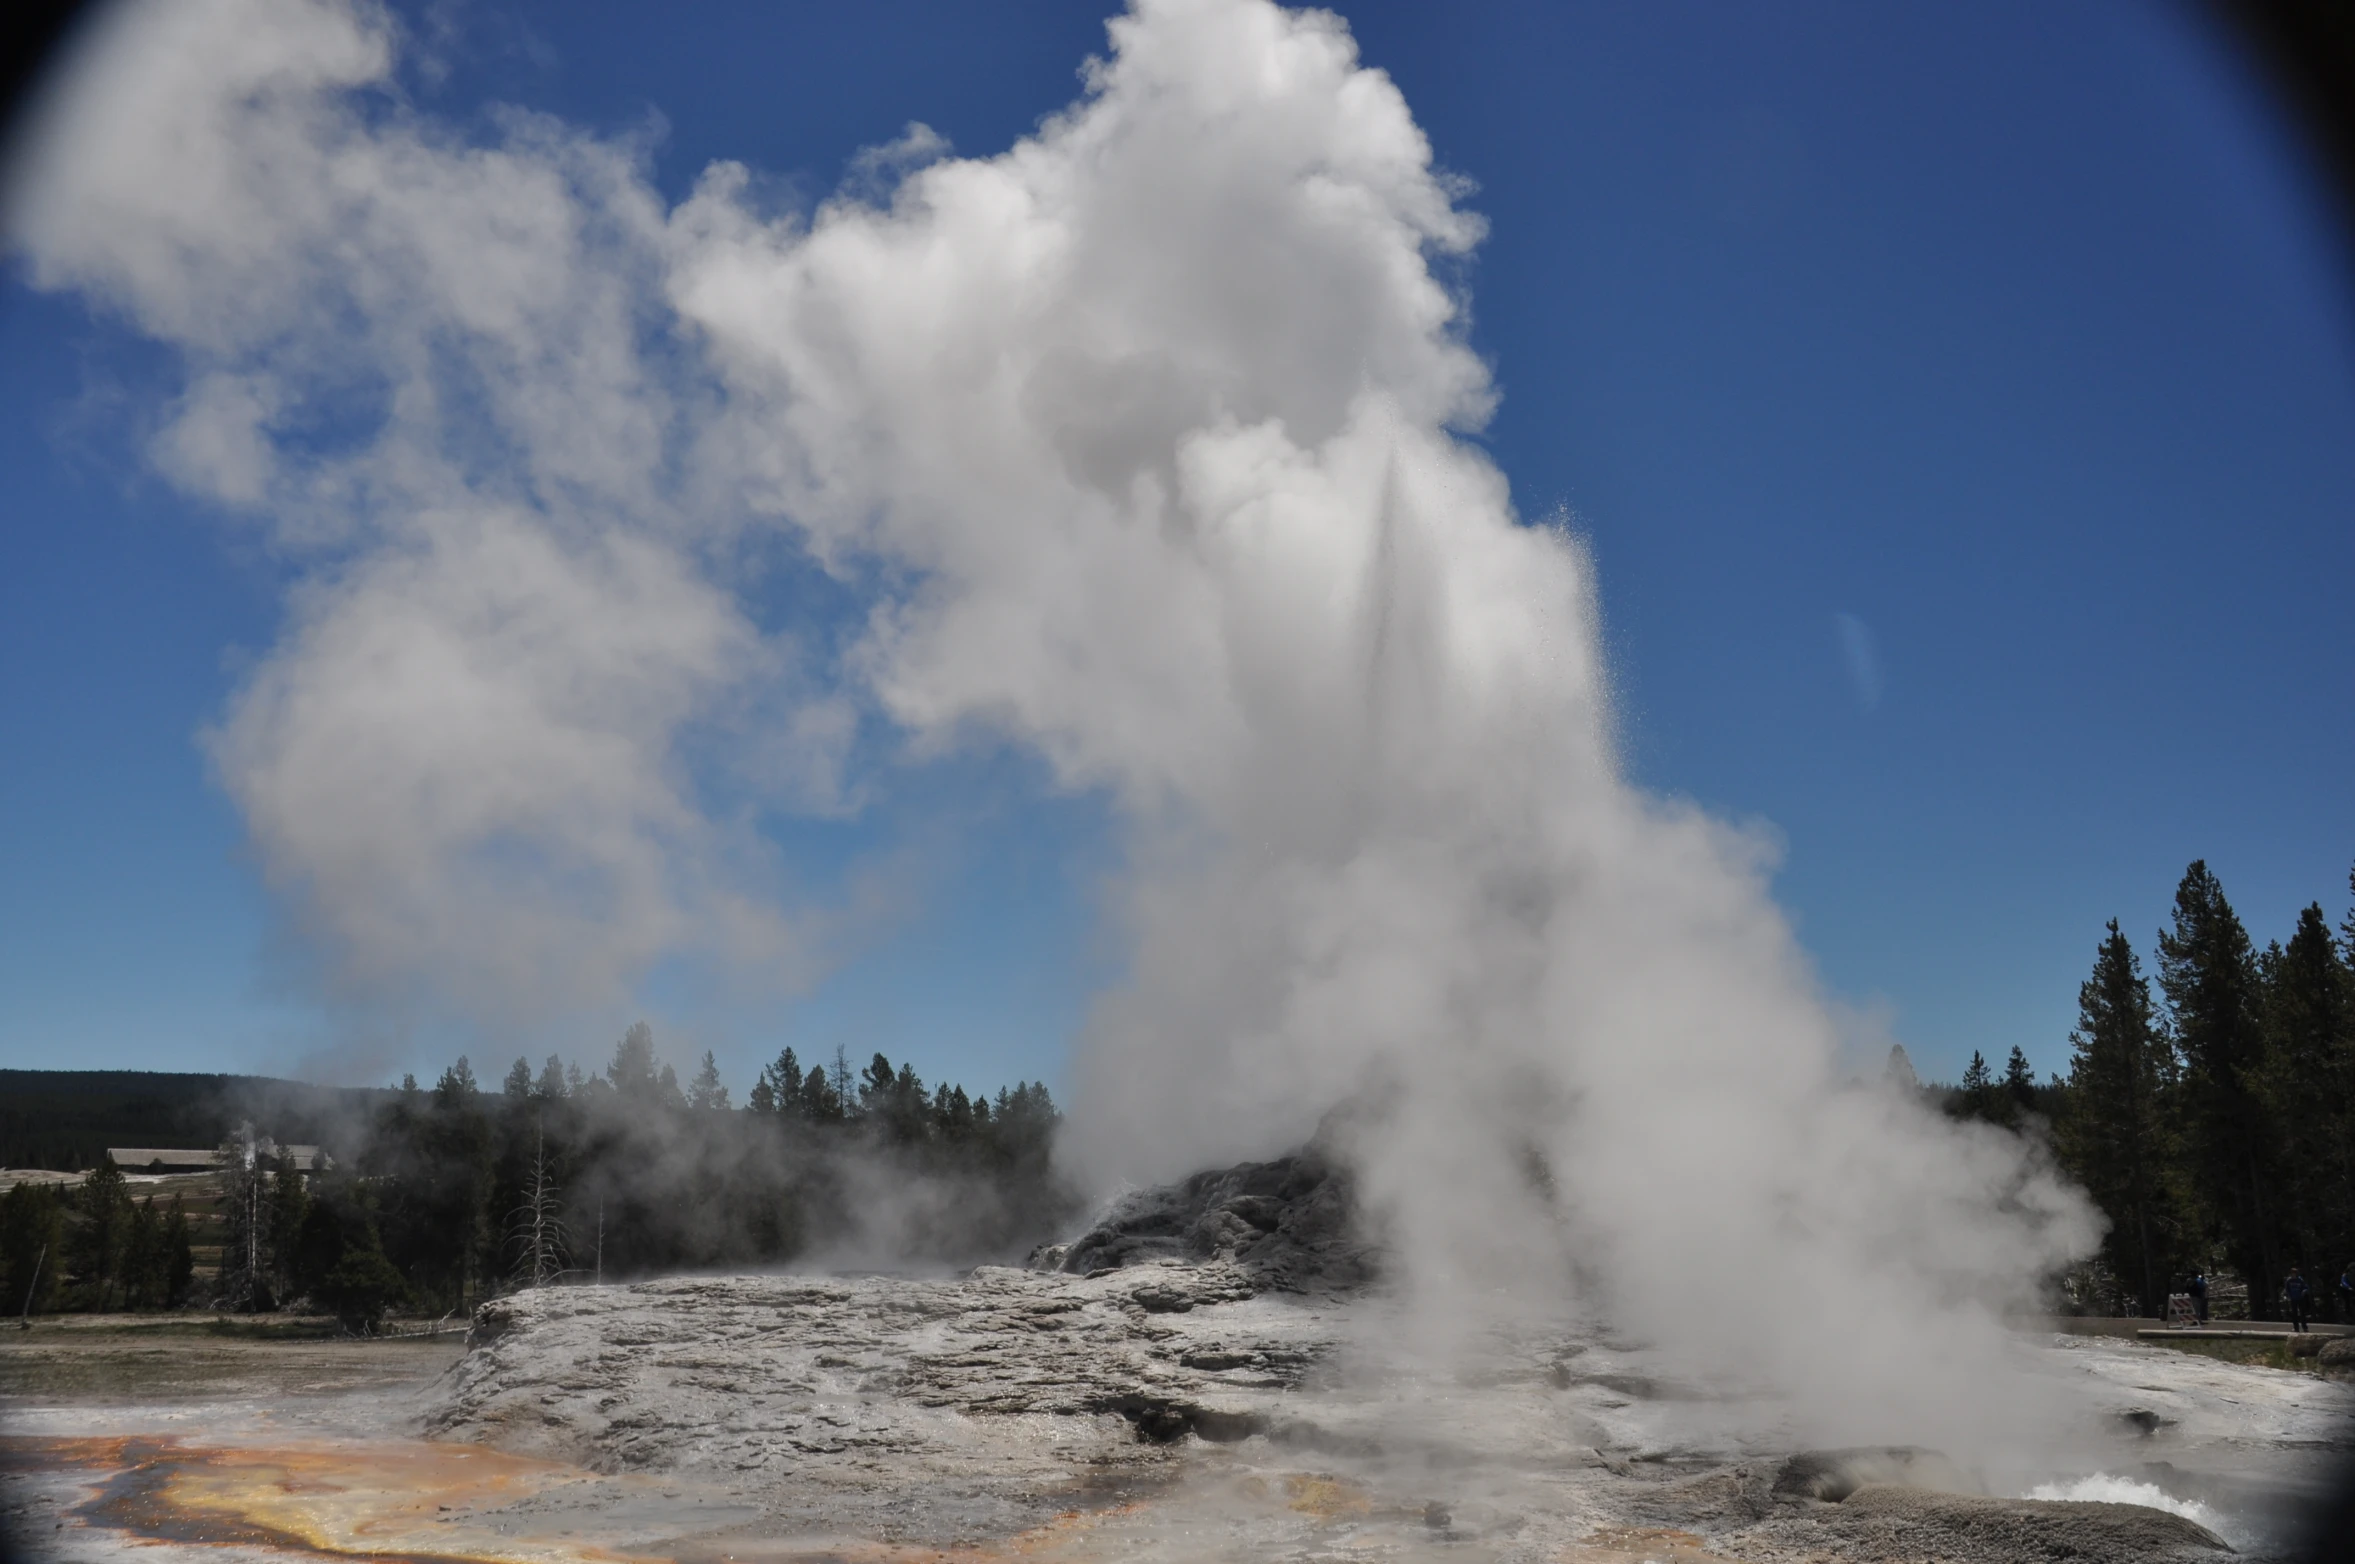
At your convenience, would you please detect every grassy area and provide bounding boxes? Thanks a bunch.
[0,1324,465,1401]
[9,1312,460,1341]
[2143,1334,2338,1375]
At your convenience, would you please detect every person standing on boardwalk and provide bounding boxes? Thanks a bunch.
[2188,1270,2209,1324]
[2336,1266,2354,1325]
[2285,1267,2311,1333]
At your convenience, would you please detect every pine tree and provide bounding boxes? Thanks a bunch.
[858,1055,932,1142]
[436,1057,480,1104]
[859,1053,897,1115]
[800,1056,843,1122]
[413,1059,495,1313]
[686,1051,731,1111]
[503,1058,533,1099]
[2259,903,2355,1279]
[318,1222,406,1335]
[0,1183,64,1318]
[2341,861,2355,968]
[68,1160,135,1310]
[120,1197,164,1310]
[2157,861,2281,1316]
[1958,1051,1995,1121]
[268,1156,310,1302]
[163,1195,194,1308]
[936,1084,976,1140]
[751,1047,804,1118]
[609,1023,661,1099]
[2058,921,2183,1316]
[2003,1047,2038,1119]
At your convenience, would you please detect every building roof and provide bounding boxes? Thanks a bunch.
[108,1145,323,1171]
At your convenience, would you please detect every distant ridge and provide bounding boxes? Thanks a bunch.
[0,1069,390,1172]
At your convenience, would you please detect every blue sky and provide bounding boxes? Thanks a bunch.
[1,0,2348,1098]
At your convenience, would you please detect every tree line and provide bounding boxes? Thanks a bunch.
[0,1166,197,1318]
[0,1070,379,1173]
[23,858,2342,1329]
[2,1026,1070,1330]
[1945,858,2355,1321]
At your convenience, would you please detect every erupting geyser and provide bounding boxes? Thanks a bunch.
[9,3,2341,1558]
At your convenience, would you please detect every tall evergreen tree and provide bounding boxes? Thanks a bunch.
[751,1047,803,1117]
[420,1059,494,1311]
[268,1155,310,1302]
[801,1056,844,1121]
[686,1051,731,1111]
[2058,921,2183,1316]
[68,1161,135,1310]
[2002,1047,2038,1118]
[2341,861,2355,968]
[2157,860,2281,1316]
[608,1024,662,1100]
[119,1197,164,1309]
[2258,903,2355,1277]
[162,1194,194,1308]
[1959,1050,1994,1120]
[0,1183,64,1317]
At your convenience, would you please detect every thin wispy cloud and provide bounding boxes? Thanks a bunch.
[1836,609,1884,713]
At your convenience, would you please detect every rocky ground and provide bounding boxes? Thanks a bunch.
[423,1254,2352,1562]
[4,1160,2350,1563]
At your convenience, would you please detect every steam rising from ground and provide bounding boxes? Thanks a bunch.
[2024,1475,2232,1535]
[9,0,2096,1452]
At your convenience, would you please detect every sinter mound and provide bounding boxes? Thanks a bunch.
[421,1150,2332,1562]
[1032,1147,1374,1293]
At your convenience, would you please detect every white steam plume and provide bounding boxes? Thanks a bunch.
[9,0,2096,1449]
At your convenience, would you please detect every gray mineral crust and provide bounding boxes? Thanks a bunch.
[426,1164,2352,1561]
[433,1259,1338,1541]
[1821,1483,2230,1562]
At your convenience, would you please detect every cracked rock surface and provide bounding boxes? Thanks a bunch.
[427,1253,2352,1560]
[431,1259,1341,1541]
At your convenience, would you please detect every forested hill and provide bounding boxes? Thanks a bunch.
[0,1071,389,1171]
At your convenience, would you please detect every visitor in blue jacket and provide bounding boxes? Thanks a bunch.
[2285,1267,2311,1333]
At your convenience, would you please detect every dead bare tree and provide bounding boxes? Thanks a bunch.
[216,1124,272,1312]
[504,1116,570,1291]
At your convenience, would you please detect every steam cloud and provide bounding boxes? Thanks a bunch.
[10,0,2097,1450]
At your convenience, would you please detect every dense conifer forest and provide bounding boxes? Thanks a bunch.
[6,856,2348,1330]
[1941,859,2355,1322]
[0,1071,386,1172]
[0,1028,1066,1329]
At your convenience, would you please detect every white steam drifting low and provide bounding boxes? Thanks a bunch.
[9,0,2096,1450]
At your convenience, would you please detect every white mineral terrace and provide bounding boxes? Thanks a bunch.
[1,1258,2347,1564]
